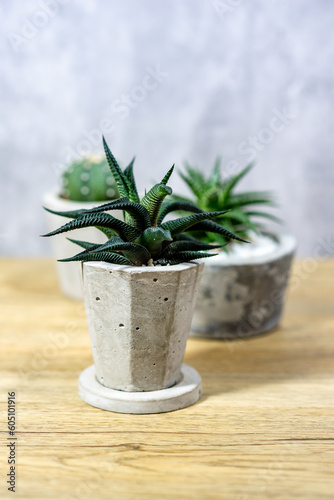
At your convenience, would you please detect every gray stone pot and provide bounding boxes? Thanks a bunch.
[191,233,297,339]
[43,191,122,300]
[81,260,204,391]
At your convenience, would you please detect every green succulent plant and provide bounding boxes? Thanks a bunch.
[60,155,119,202]
[172,158,281,247]
[42,138,248,266]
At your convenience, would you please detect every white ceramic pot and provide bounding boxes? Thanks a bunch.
[43,191,123,300]
[191,232,297,339]
[81,260,204,392]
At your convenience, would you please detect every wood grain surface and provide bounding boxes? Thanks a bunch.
[0,258,334,500]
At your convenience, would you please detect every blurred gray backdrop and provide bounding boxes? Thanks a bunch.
[1,0,334,256]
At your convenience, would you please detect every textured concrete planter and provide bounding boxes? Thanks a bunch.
[79,261,203,413]
[191,233,297,339]
[43,191,122,300]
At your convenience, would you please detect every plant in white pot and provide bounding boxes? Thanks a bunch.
[42,137,245,414]
[172,159,297,339]
[43,155,122,300]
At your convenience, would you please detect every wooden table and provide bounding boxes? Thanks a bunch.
[1,259,334,499]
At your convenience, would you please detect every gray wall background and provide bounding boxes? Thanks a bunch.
[1,0,334,257]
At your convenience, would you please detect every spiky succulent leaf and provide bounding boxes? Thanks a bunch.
[42,213,140,242]
[222,209,258,232]
[156,251,217,266]
[141,184,173,226]
[180,164,207,198]
[158,201,203,225]
[208,156,222,187]
[66,238,100,251]
[103,137,138,202]
[221,163,253,203]
[43,197,132,220]
[161,210,229,237]
[188,219,249,243]
[173,233,203,242]
[46,197,132,218]
[92,238,151,266]
[161,165,175,185]
[80,198,151,231]
[102,137,128,196]
[245,211,283,224]
[44,198,151,232]
[65,236,150,265]
[199,186,220,210]
[96,226,117,239]
[43,206,87,220]
[59,251,133,266]
[161,240,222,256]
[226,191,276,209]
[123,157,139,202]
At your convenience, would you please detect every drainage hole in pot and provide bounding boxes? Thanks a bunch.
[96,297,100,301]
[119,323,124,327]
[164,297,168,301]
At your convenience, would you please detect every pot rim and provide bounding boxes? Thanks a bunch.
[82,260,203,274]
[204,231,297,267]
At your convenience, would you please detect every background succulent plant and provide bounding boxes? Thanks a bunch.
[172,158,281,247]
[42,138,247,266]
[60,155,119,202]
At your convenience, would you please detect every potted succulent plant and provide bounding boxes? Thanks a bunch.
[43,155,121,300]
[42,137,244,414]
[172,159,296,339]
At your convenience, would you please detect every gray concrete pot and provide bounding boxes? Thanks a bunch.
[43,191,122,300]
[191,233,297,339]
[81,260,203,392]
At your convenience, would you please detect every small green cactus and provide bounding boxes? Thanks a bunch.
[60,156,119,202]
